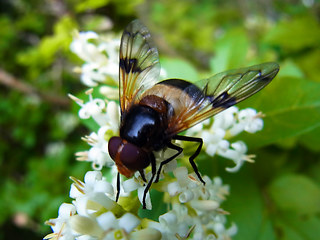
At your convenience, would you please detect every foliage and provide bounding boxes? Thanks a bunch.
[0,0,320,239]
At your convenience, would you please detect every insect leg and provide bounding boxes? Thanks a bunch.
[139,169,147,182]
[116,172,120,202]
[172,135,205,185]
[142,155,156,209]
[154,142,183,183]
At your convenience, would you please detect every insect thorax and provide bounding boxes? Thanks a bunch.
[120,102,169,151]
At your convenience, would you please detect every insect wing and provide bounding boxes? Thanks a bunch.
[167,62,280,134]
[119,20,160,115]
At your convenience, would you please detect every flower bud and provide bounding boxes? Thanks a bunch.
[131,228,162,240]
[69,215,103,237]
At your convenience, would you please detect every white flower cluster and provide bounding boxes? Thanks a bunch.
[45,170,235,240]
[150,167,238,240]
[45,29,265,240]
[187,106,263,172]
[70,31,120,87]
[45,171,157,240]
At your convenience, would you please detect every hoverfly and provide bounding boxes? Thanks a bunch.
[108,20,279,209]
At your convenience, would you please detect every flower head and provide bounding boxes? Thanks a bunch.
[70,31,120,87]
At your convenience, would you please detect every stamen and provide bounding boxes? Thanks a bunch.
[68,94,83,105]
[244,154,256,163]
[85,88,94,95]
[216,208,230,215]
[69,176,85,194]
[75,151,88,161]
[73,66,82,74]
[81,135,97,144]
[254,111,265,119]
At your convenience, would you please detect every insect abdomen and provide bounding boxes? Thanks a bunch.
[158,79,204,101]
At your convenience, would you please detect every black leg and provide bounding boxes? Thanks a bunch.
[172,135,205,185]
[142,154,156,209]
[139,169,147,182]
[116,172,120,202]
[154,142,183,183]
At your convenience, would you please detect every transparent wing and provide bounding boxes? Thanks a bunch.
[119,20,160,115]
[167,62,280,134]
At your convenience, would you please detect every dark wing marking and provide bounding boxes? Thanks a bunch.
[166,62,280,134]
[119,20,160,115]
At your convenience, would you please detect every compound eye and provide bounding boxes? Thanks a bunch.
[120,142,150,171]
[108,137,122,160]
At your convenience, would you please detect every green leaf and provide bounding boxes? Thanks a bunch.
[160,57,198,81]
[221,167,270,240]
[273,212,320,240]
[17,16,77,68]
[307,161,320,185]
[264,15,320,52]
[299,126,320,152]
[277,60,304,78]
[0,16,17,56]
[296,49,320,83]
[268,174,320,215]
[210,28,250,73]
[257,219,276,240]
[238,76,320,148]
[273,217,305,240]
[75,0,110,12]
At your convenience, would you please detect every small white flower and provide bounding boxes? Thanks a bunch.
[69,90,108,126]
[218,141,255,172]
[229,108,264,135]
[167,167,204,203]
[131,228,162,240]
[154,148,179,179]
[149,204,192,240]
[122,172,152,210]
[70,31,120,87]
[70,31,104,64]
[70,171,114,201]
[78,96,105,120]
[187,106,262,173]
[44,203,77,240]
[69,91,120,129]
[80,125,116,169]
[239,108,264,133]
[87,146,111,170]
[80,63,108,87]
[202,128,229,157]
[99,86,119,100]
[69,215,104,238]
[212,106,239,130]
[118,213,141,233]
[70,212,141,239]
[98,38,120,61]
[95,211,117,231]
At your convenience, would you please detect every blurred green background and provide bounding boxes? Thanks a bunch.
[1,0,320,239]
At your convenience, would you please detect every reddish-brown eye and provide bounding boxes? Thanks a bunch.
[108,137,122,160]
[120,142,150,171]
